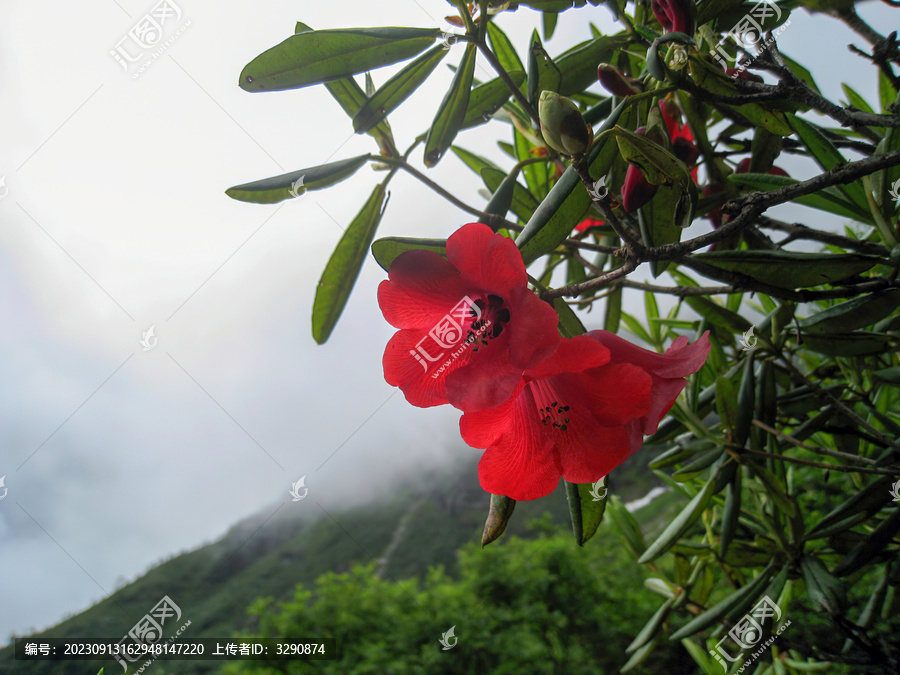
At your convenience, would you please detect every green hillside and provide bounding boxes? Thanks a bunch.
[0,452,673,675]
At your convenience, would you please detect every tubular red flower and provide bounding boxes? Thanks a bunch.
[651,0,694,35]
[460,332,710,500]
[378,223,560,412]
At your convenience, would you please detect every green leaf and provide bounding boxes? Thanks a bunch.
[486,22,524,74]
[834,508,900,577]
[226,155,370,204]
[481,493,516,547]
[800,556,846,615]
[312,182,389,343]
[352,46,447,133]
[556,35,628,96]
[240,27,441,92]
[729,172,870,221]
[720,466,742,556]
[323,74,396,154]
[787,114,870,212]
[424,42,477,166]
[552,296,587,337]
[565,478,608,546]
[879,68,898,114]
[689,56,793,135]
[842,83,875,115]
[450,146,499,175]
[799,288,900,333]
[749,461,797,517]
[370,236,446,272]
[801,332,897,357]
[626,597,676,654]
[638,474,718,564]
[461,71,526,129]
[684,296,753,334]
[542,11,558,40]
[527,30,561,106]
[481,167,539,223]
[606,495,646,558]
[669,562,777,640]
[692,250,881,289]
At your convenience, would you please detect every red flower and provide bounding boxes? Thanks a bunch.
[651,0,694,35]
[378,223,560,412]
[461,331,711,500]
[587,330,711,451]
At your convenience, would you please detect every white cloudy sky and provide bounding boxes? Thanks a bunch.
[0,0,895,642]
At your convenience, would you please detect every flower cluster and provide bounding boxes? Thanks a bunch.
[379,223,710,500]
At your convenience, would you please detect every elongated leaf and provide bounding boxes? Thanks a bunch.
[684,296,753,334]
[729,172,870,221]
[689,56,793,135]
[842,83,875,115]
[450,146,499,175]
[801,556,846,615]
[424,42,477,166]
[788,114,870,211]
[565,478,607,546]
[481,167,539,222]
[669,562,777,640]
[322,74,396,154]
[801,332,896,357]
[487,22,524,74]
[312,183,389,343]
[606,495,646,558]
[226,155,369,204]
[552,296,587,337]
[482,493,516,547]
[462,71,526,129]
[241,27,440,92]
[352,46,447,133]
[639,474,717,564]
[834,509,900,577]
[527,30,561,105]
[556,35,628,96]
[370,236,446,272]
[799,288,900,333]
[692,250,880,289]
[627,597,676,654]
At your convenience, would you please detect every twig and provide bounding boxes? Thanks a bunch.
[752,419,880,466]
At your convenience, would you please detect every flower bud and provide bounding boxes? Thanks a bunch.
[673,136,699,168]
[539,91,592,155]
[735,157,789,177]
[597,64,643,97]
[651,0,695,35]
[621,127,660,212]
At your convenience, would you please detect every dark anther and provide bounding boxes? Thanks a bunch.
[495,308,511,323]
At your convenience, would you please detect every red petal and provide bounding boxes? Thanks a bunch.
[587,330,710,379]
[444,337,526,412]
[564,363,652,427]
[505,286,561,370]
[640,374,688,435]
[377,250,472,329]
[556,419,632,485]
[382,329,452,408]
[622,164,659,212]
[465,390,561,500]
[445,223,526,296]
[524,335,609,381]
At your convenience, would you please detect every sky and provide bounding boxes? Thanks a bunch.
[0,0,896,643]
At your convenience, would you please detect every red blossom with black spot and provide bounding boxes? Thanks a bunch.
[378,223,560,412]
